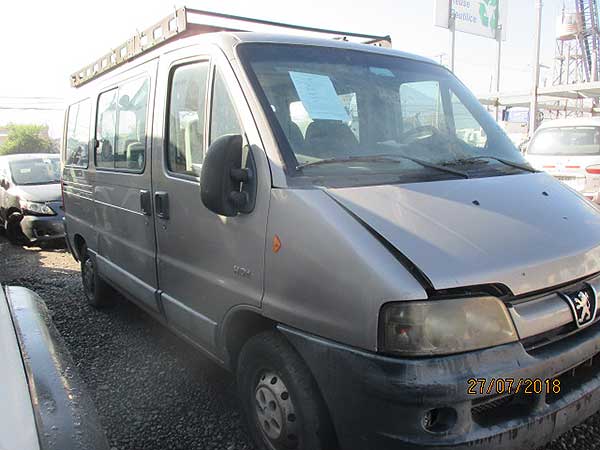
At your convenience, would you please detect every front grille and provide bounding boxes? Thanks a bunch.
[524,319,600,354]
[513,272,600,352]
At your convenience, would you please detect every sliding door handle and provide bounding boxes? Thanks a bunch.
[154,192,169,219]
[140,190,152,216]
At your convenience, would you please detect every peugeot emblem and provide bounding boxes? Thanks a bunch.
[560,283,598,328]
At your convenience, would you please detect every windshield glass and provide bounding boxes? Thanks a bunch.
[238,43,527,186]
[9,157,60,185]
[528,126,600,156]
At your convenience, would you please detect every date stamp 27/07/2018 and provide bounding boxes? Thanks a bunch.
[467,378,561,396]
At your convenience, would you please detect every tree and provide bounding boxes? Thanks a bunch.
[0,124,57,155]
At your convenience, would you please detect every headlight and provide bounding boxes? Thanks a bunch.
[19,199,56,216]
[380,297,518,356]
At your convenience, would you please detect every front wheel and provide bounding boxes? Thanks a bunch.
[80,244,113,308]
[237,331,336,450]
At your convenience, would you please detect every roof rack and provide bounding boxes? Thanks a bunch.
[70,7,392,88]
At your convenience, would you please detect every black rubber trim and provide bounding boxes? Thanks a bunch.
[4,286,109,450]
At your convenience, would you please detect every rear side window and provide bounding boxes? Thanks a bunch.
[209,68,242,144]
[167,62,209,177]
[65,99,91,167]
[95,77,149,171]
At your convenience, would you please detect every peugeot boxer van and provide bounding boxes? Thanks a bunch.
[62,9,600,450]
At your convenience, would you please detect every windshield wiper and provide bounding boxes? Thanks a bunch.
[393,154,469,179]
[296,153,469,179]
[444,156,537,173]
[296,155,396,170]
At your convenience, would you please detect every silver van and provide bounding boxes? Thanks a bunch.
[62,9,600,450]
[526,117,600,203]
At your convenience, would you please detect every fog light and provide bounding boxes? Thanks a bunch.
[422,407,457,433]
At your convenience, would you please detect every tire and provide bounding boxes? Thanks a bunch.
[237,331,336,450]
[80,244,113,308]
[6,212,26,245]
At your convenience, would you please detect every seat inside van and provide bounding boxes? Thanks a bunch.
[303,119,359,158]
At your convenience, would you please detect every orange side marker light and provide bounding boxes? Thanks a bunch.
[273,235,282,253]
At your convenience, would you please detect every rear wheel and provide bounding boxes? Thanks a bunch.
[80,244,113,308]
[237,331,336,450]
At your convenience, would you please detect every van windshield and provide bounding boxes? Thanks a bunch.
[238,43,529,186]
[528,126,600,156]
[9,158,60,185]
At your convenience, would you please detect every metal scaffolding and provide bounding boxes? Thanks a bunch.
[551,0,600,117]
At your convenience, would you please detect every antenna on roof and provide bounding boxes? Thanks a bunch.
[70,7,392,88]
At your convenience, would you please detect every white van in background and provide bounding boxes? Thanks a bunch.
[526,118,600,203]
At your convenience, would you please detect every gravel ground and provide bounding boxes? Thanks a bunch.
[1,234,600,450]
[0,235,253,450]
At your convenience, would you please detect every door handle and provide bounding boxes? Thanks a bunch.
[140,190,152,216]
[154,192,169,219]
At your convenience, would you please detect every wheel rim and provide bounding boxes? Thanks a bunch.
[82,256,95,298]
[254,371,299,450]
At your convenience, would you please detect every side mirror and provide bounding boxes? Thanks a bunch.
[200,134,257,217]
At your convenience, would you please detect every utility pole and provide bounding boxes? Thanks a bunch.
[449,1,456,72]
[530,0,543,137]
[495,24,503,121]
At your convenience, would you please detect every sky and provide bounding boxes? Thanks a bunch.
[0,0,567,138]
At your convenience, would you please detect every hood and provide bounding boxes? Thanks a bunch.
[11,183,61,202]
[326,173,600,296]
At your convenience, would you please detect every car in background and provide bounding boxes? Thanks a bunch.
[526,118,600,203]
[0,153,65,244]
[0,284,109,450]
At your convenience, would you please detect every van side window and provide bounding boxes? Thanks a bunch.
[95,77,149,171]
[167,62,209,177]
[209,68,241,144]
[65,99,91,167]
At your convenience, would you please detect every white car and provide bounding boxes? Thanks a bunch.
[526,118,600,203]
[0,285,108,450]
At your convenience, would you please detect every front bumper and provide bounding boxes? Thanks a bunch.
[20,213,65,242]
[280,322,600,450]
